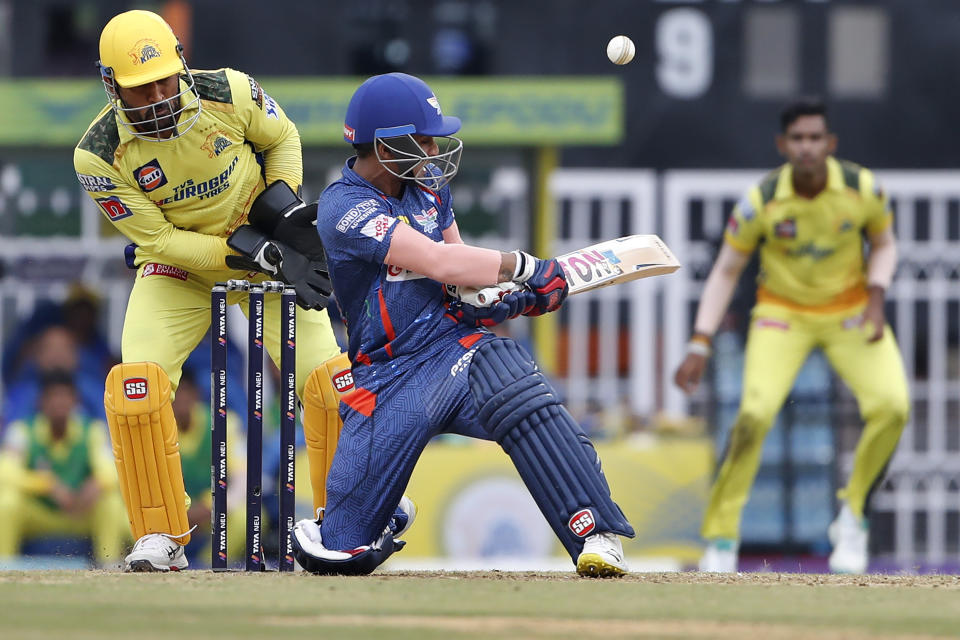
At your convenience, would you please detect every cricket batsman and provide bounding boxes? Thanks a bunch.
[73,10,341,571]
[288,72,635,577]
[674,98,910,574]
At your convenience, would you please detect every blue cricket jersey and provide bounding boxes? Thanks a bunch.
[316,158,465,373]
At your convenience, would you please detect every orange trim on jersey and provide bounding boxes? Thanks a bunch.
[756,285,868,314]
[342,388,376,417]
[354,351,372,366]
[384,342,394,359]
[459,333,484,349]
[417,185,443,207]
[378,289,396,341]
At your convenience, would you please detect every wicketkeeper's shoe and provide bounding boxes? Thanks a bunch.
[124,533,189,572]
[389,495,417,539]
[699,538,739,572]
[576,531,628,578]
[828,503,869,574]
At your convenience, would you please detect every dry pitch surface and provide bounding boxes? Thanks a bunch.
[2,570,959,639]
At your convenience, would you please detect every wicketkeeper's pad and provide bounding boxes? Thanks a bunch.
[104,362,191,543]
[302,353,352,516]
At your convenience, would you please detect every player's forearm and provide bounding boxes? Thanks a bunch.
[140,226,234,270]
[692,244,750,337]
[866,231,897,290]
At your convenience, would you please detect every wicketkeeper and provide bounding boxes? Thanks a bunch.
[74,10,342,571]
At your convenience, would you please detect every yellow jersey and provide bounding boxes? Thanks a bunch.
[723,156,892,311]
[73,68,302,274]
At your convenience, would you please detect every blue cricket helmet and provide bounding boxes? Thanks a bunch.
[343,73,461,144]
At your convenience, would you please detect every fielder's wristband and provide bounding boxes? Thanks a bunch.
[686,333,713,358]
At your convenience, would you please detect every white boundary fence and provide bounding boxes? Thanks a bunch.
[549,169,658,417]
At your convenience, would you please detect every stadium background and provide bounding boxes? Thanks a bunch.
[0,0,957,572]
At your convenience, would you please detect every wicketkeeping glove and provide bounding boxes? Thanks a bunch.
[511,250,569,316]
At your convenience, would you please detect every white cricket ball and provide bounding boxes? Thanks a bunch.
[606,35,635,65]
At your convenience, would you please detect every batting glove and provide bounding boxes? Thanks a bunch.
[511,250,569,316]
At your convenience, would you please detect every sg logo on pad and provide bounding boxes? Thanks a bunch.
[123,377,148,400]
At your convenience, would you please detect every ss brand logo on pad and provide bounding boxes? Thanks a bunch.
[123,377,148,400]
[332,370,354,393]
[568,508,596,537]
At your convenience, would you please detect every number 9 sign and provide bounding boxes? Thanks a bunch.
[656,8,714,100]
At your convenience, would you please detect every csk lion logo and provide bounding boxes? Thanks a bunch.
[128,39,163,65]
[202,130,233,158]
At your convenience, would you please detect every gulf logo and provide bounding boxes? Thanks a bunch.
[133,159,168,192]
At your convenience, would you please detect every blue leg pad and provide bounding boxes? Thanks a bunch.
[468,338,634,560]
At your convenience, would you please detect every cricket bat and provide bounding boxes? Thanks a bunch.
[455,234,681,306]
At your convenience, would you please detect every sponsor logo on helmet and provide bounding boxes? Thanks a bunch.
[141,262,188,281]
[201,130,233,158]
[95,196,133,221]
[332,370,355,393]
[426,96,442,115]
[413,206,439,233]
[343,124,356,141]
[127,39,163,66]
[568,509,596,537]
[76,173,116,192]
[133,159,168,192]
[123,377,148,400]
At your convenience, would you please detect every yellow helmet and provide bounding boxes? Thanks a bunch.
[97,10,200,141]
[99,10,183,88]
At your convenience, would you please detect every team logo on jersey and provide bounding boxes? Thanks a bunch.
[96,196,133,221]
[201,130,233,158]
[568,509,596,537]
[76,173,115,192]
[127,39,162,65]
[343,124,356,142]
[247,76,264,109]
[360,214,395,242]
[838,219,854,233]
[133,159,168,192]
[774,218,796,239]
[413,206,439,233]
[123,377,148,400]
[426,95,442,115]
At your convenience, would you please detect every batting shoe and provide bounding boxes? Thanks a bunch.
[124,533,189,572]
[576,531,628,578]
[389,495,417,539]
[828,503,869,574]
[699,538,739,572]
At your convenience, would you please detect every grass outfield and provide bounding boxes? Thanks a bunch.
[2,571,959,639]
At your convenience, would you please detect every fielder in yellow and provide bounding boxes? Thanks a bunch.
[674,98,909,574]
[74,10,341,571]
